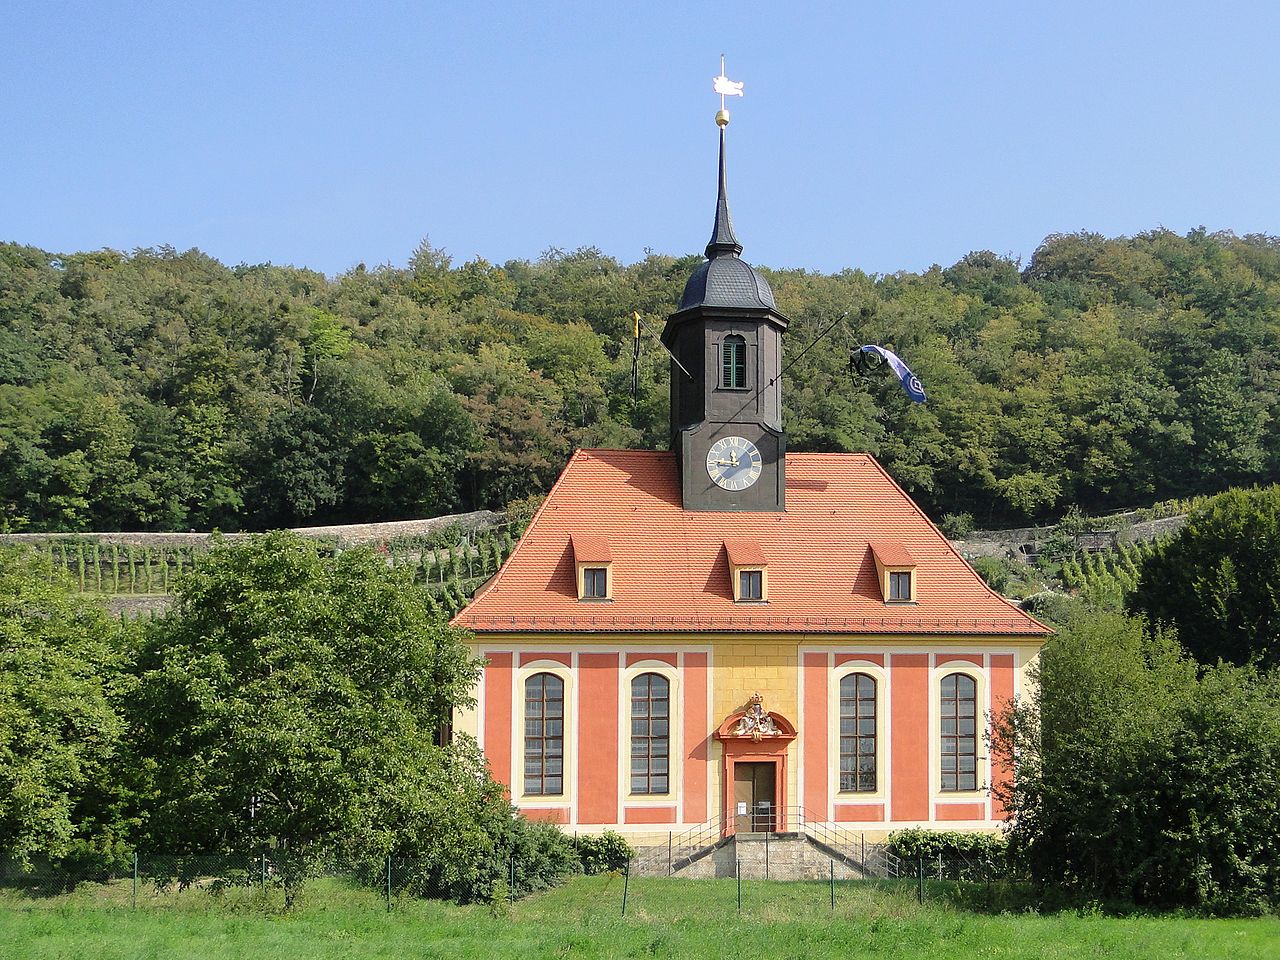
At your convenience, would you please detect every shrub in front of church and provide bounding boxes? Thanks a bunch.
[992,609,1280,915]
[573,831,634,875]
[888,828,1008,880]
[381,770,581,905]
[504,820,582,899]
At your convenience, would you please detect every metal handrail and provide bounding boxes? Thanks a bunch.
[633,813,726,875]
[633,804,903,878]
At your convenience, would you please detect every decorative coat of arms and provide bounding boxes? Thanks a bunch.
[733,692,780,741]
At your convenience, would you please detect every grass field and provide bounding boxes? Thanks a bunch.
[1,874,1277,959]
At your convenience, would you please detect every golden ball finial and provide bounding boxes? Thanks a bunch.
[715,108,730,127]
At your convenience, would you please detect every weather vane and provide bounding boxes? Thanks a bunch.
[713,54,744,127]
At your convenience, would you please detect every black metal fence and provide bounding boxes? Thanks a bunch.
[2,853,414,910]
[1,850,1030,916]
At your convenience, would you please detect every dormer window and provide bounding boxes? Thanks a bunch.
[721,335,747,389]
[870,541,917,604]
[583,567,608,598]
[725,538,768,602]
[571,535,613,601]
[888,570,912,601]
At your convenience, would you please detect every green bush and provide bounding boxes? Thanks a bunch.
[971,556,1013,593]
[940,512,976,539]
[507,820,581,897]
[889,829,1007,865]
[992,609,1280,915]
[573,830,633,874]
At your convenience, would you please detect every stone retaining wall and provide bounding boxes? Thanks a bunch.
[0,510,505,549]
[637,835,874,881]
[953,513,1187,562]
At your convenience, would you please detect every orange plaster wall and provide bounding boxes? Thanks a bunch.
[578,653,619,824]
[624,806,678,824]
[483,652,513,792]
[833,803,885,822]
[990,654,1015,818]
[891,653,929,822]
[627,652,677,667]
[682,652,709,824]
[936,653,983,667]
[520,651,572,666]
[935,802,985,821]
[803,652,828,813]
[835,653,884,666]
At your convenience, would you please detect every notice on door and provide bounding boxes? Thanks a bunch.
[736,801,748,815]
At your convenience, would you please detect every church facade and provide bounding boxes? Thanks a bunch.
[452,117,1049,842]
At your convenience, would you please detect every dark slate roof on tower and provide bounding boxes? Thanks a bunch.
[677,126,778,313]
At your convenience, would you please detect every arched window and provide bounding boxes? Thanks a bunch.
[721,335,747,389]
[630,673,670,794]
[839,673,877,792]
[524,673,564,796]
[940,673,977,792]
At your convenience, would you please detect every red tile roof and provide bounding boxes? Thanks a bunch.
[570,535,612,564]
[724,539,767,566]
[869,541,915,567]
[454,450,1050,636]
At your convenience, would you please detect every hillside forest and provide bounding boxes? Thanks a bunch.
[3,227,1279,533]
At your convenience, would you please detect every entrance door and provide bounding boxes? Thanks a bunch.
[732,762,777,833]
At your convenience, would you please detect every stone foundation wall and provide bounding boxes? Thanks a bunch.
[636,834,878,881]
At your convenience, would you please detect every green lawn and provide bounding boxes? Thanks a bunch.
[1,874,1276,959]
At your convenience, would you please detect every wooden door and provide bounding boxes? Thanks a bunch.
[732,762,776,833]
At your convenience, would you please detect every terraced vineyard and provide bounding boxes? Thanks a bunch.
[1058,539,1160,610]
[15,523,520,620]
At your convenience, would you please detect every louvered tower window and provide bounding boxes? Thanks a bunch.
[722,335,746,388]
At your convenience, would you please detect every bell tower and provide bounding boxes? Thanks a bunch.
[662,109,788,512]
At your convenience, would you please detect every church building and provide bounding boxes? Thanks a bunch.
[452,107,1049,845]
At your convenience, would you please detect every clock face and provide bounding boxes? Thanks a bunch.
[706,436,763,491]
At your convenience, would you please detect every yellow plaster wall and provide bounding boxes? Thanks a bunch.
[709,639,801,830]
[712,639,799,721]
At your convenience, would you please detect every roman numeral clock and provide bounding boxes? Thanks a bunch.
[706,436,763,492]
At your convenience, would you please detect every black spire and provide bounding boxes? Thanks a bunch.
[705,125,743,259]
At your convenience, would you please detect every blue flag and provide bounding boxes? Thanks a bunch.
[860,345,927,403]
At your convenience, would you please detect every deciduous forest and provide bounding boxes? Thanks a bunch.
[3,227,1278,533]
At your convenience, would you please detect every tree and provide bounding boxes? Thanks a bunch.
[1129,486,1280,668]
[0,548,130,864]
[992,609,1280,914]
[129,532,483,903]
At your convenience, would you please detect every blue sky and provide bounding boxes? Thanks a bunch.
[5,1,1279,277]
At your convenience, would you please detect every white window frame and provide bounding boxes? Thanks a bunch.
[514,661,575,808]
[829,660,888,802]
[929,661,988,802]
[619,660,681,806]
